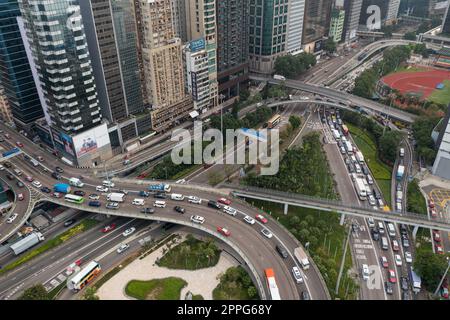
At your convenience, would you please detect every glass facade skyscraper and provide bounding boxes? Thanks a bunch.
[0,0,43,129]
[302,0,333,45]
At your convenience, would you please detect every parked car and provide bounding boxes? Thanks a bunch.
[404,251,413,263]
[391,239,400,251]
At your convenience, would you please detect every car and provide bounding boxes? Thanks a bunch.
[17,193,24,201]
[37,156,44,162]
[190,215,205,224]
[6,213,18,223]
[6,173,14,180]
[89,194,100,200]
[51,172,61,180]
[207,200,221,209]
[16,141,23,147]
[141,207,155,214]
[441,287,449,299]
[429,199,435,208]
[347,163,355,173]
[394,254,402,266]
[301,291,310,300]
[139,191,150,197]
[391,239,399,251]
[261,228,273,239]
[217,226,231,237]
[388,269,396,283]
[371,228,380,241]
[433,230,441,242]
[106,202,119,209]
[64,219,76,227]
[3,161,11,168]
[223,206,237,216]
[187,195,201,204]
[102,223,117,233]
[73,190,85,196]
[385,281,393,295]
[362,264,370,280]
[402,291,411,300]
[243,215,256,225]
[0,165,4,171]
[404,251,413,263]
[32,180,42,188]
[88,200,101,207]
[291,266,304,284]
[430,207,438,218]
[435,244,444,254]
[255,214,268,224]
[380,256,389,268]
[402,236,410,248]
[119,189,129,195]
[4,133,9,139]
[122,227,136,237]
[40,187,51,193]
[401,277,409,291]
[16,181,24,188]
[117,243,129,254]
[399,224,407,235]
[367,217,375,228]
[396,184,402,192]
[276,245,288,259]
[96,186,109,193]
[217,197,231,205]
[174,206,185,214]
[154,192,167,199]
[132,198,145,206]
[55,166,64,173]
[25,175,33,182]
[52,192,62,198]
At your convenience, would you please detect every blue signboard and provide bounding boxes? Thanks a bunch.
[190,38,205,52]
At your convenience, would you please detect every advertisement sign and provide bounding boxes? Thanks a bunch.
[191,72,198,100]
[314,39,323,53]
[72,123,109,158]
[190,38,205,52]
[60,132,75,157]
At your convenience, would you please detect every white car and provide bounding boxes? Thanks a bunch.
[132,198,145,206]
[0,165,4,171]
[175,179,186,184]
[89,194,100,200]
[6,213,18,223]
[187,196,202,204]
[243,215,255,225]
[190,215,205,224]
[367,217,375,228]
[96,185,109,193]
[122,227,136,237]
[223,206,237,216]
[261,228,273,239]
[292,266,304,284]
[32,180,42,188]
[404,251,413,264]
[117,243,129,254]
[362,264,370,280]
[394,254,402,266]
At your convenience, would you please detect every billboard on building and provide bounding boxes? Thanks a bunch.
[60,132,75,157]
[72,123,109,158]
[314,39,323,53]
[190,38,205,52]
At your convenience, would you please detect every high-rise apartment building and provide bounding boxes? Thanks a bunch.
[185,0,218,112]
[19,0,112,166]
[302,0,333,53]
[139,0,193,132]
[171,0,187,42]
[386,0,401,24]
[0,0,43,131]
[342,0,362,42]
[329,8,345,43]
[287,0,306,55]
[216,0,249,100]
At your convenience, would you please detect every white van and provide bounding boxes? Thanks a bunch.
[381,237,389,250]
[102,180,115,188]
[387,223,396,237]
[366,175,374,185]
[170,193,185,201]
[355,163,362,173]
[13,168,22,176]
[153,200,166,208]
[132,198,145,206]
[399,148,405,157]
[378,222,385,234]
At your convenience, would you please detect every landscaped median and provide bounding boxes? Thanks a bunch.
[125,277,187,300]
[0,218,98,274]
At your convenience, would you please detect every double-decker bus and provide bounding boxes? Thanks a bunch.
[68,260,101,291]
[266,114,281,129]
[264,268,281,300]
[64,194,85,204]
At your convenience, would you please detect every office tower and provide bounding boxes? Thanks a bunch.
[302,0,333,53]
[287,0,306,55]
[216,0,249,100]
[360,0,388,28]
[329,8,345,43]
[19,0,112,167]
[0,85,13,124]
[79,0,148,149]
[0,0,43,132]
[386,0,401,24]
[139,0,193,132]
[171,0,187,42]
[432,106,450,180]
[342,0,362,42]
[442,2,450,34]
[185,0,218,112]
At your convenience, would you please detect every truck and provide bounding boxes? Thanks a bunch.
[106,192,126,203]
[332,129,341,140]
[354,178,367,200]
[148,183,171,193]
[409,266,421,293]
[355,151,365,163]
[54,183,71,194]
[294,247,310,270]
[2,147,20,158]
[273,74,286,81]
[10,232,45,255]
[69,177,84,188]
[396,165,405,180]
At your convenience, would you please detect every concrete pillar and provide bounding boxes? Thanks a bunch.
[339,214,346,226]
[283,203,288,215]
[412,225,419,240]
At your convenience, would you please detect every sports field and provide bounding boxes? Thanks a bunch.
[381,68,450,104]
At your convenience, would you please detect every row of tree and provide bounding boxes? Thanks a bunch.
[411,116,441,166]
[273,52,317,78]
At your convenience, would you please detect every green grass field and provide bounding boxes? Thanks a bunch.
[428,80,450,105]
[125,277,187,300]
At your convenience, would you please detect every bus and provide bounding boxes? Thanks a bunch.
[67,260,101,291]
[64,194,85,204]
[264,268,281,300]
[266,114,281,129]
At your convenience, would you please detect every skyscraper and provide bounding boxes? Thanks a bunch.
[432,106,450,180]
[216,0,249,100]
[442,2,450,34]
[302,0,333,53]
[0,0,43,131]
[342,0,362,42]
[386,0,401,24]
[19,0,112,166]
[287,0,306,55]
[329,7,345,43]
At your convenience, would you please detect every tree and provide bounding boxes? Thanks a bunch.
[404,31,416,41]
[83,287,99,300]
[414,251,449,291]
[18,284,50,300]
[378,131,402,164]
[324,38,336,53]
[247,286,257,298]
[289,115,302,129]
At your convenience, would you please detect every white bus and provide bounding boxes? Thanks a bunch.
[264,268,281,300]
[64,194,84,204]
[67,261,101,291]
